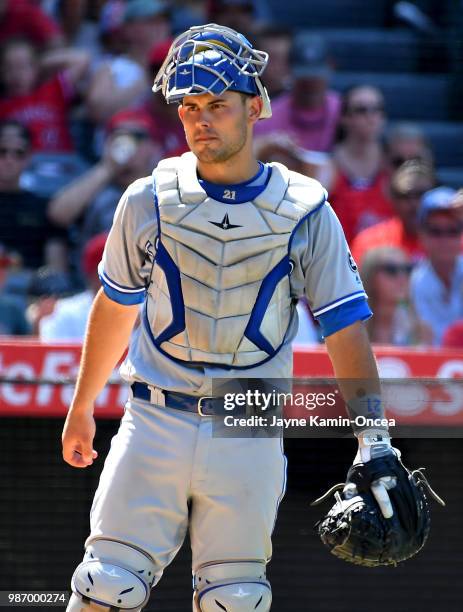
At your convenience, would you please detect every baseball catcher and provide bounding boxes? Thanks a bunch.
[312,430,445,567]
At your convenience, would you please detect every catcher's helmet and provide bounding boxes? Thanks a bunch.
[152,23,272,119]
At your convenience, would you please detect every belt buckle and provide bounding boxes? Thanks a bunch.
[197,396,215,416]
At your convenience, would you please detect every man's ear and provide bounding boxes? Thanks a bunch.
[178,104,185,124]
[248,96,263,123]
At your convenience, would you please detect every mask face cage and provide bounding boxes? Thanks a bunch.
[152,23,272,118]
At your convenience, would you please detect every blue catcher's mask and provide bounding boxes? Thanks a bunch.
[152,23,272,119]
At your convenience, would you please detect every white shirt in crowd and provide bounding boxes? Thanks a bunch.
[39,290,94,342]
[410,255,463,346]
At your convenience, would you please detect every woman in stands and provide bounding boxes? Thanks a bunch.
[326,85,394,244]
[360,245,432,346]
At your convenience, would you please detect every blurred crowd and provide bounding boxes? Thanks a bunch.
[0,0,462,348]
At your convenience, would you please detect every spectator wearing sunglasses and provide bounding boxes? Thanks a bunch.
[384,122,434,175]
[326,85,394,243]
[0,119,66,271]
[360,245,432,346]
[410,187,463,345]
[351,160,437,267]
[48,109,164,249]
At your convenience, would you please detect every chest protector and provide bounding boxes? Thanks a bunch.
[145,152,325,368]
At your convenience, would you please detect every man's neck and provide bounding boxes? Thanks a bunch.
[197,155,260,185]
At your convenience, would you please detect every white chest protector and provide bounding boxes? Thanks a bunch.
[145,152,325,368]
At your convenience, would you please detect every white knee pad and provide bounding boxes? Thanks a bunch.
[193,561,271,611]
[70,539,157,612]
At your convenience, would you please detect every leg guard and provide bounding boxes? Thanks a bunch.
[68,539,157,612]
[193,560,271,611]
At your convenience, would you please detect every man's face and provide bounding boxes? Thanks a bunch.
[419,211,463,268]
[178,91,258,164]
[392,175,434,233]
[386,137,432,173]
[0,126,30,187]
[1,43,38,96]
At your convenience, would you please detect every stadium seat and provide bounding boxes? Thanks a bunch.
[331,72,450,121]
[266,0,388,28]
[302,28,420,73]
[418,121,463,167]
[436,167,463,189]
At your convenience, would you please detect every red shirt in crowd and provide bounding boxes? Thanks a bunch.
[330,169,395,244]
[0,73,74,152]
[350,217,424,268]
[0,0,62,48]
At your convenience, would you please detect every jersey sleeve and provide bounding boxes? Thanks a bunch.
[292,202,372,337]
[98,179,156,306]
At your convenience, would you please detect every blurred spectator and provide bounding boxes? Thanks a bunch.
[327,85,394,243]
[384,122,434,174]
[0,39,89,152]
[255,32,341,153]
[254,133,331,187]
[410,187,463,345]
[360,245,432,345]
[85,0,151,124]
[48,109,163,245]
[39,232,107,341]
[54,0,107,45]
[351,160,436,268]
[0,119,67,270]
[0,247,30,335]
[26,261,80,336]
[0,0,64,49]
[208,0,258,39]
[123,0,171,67]
[255,26,291,99]
[143,39,188,155]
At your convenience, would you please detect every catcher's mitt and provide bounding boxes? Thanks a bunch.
[311,452,445,567]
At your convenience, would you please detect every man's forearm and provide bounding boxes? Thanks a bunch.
[324,321,385,432]
[71,289,139,413]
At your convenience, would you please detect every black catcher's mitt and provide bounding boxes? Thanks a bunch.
[311,452,445,567]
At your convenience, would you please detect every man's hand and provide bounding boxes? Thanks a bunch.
[62,408,98,468]
[347,431,397,518]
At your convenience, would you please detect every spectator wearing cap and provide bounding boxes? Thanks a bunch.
[350,160,437,268]
[123,0,171,67]
[0,120,67,271]
[326,85,394,243]
[85,0,151,124]
[254,26,291,100]
[410,187,463,345]
[48,109,163,247]
[39,232,108,342]
[255,32,341,153]
[0,38,89,152]
[0,0,64,50]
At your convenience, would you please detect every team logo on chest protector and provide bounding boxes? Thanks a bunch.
[209,213,242,230]
[144,152,326,368]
